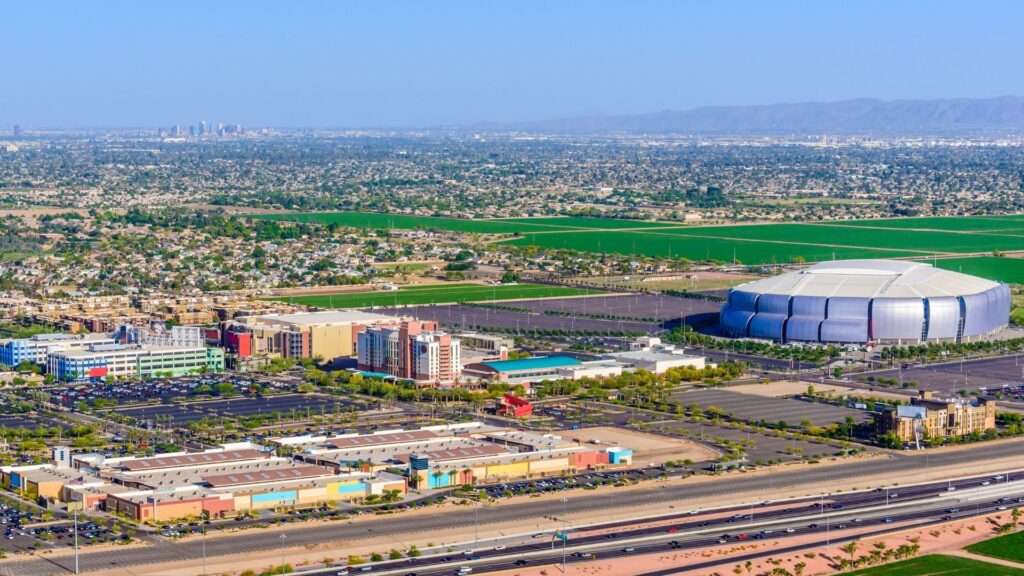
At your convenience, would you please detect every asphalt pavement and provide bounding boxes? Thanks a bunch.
[6,440,1024,576]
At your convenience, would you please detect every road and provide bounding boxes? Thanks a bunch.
[281,471,1024,576]
[6,439,1024,575]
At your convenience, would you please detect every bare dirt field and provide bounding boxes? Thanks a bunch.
[560,426,719,465]
[726,380,909,402]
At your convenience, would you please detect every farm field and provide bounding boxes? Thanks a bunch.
[265,282,597,308]
[254,211,1024,264]
[966,531,1024,564]
[843,554,1024,575]
[924,256,1024,284]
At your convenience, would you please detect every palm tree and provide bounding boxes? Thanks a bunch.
[840,540,859,564]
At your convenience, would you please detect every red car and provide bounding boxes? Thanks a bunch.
[666,527,678,533]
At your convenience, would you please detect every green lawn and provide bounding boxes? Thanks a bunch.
[922,257,1024,284]
[265,283,598,308]
[252,211,1024,264]
[967,531,1024,564]
[842,554,1024,575]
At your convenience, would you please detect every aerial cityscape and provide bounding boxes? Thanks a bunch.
[4,2,1024,576]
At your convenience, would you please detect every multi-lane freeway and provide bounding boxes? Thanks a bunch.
[284,471,1024,576]
[6,445,1024,576]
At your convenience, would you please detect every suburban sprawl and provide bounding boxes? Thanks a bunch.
[2,129,1024,576]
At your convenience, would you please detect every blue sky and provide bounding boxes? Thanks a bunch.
[2,0,1022,128]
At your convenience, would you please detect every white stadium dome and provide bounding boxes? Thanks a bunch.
[720,260,1010,344]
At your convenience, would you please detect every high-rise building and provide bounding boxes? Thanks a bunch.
[199,120,208,135]
[12,125,21,138]
[357,320,461,386]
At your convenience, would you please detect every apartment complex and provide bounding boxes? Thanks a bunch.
[225,310,405,362]
[876,390,997,444]
[47,343,225,382]
[356,320,461,385]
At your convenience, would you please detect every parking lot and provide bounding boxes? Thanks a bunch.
[48,375,298,408]
[864,354,1024,400]
[671,388,871,427]
[113,393,368,426]
[501,294,720,321]
[0,413,74,433]
[374,303,666,335]
[649,419,848,465]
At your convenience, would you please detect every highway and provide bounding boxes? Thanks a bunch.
[6,450,1024,576]
[284,472,1024,576]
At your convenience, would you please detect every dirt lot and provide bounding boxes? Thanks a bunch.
[560,426,718,465]
[726,380,909,402]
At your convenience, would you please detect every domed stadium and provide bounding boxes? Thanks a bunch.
[720,260,1010,344]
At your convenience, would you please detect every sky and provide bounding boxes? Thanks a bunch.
[2,0,1023,128]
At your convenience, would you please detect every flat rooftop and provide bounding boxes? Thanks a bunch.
[482,356,581,373]
[114,458,308,490]
[309,437,490,465]
[202,464,336,488]
[118,449,266,472]
[324,430,440,450]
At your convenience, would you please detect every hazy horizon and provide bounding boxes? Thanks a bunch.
[4,0,1024,129]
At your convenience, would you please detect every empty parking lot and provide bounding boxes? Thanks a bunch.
[671,388,870,427]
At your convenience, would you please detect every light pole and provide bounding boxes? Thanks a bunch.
[202,525,207,576]
[73,506,79,574]
[279,533,287,571]
[826,514,831,554]
[474,503,479,547]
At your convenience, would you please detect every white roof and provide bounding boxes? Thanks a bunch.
[736,260,1000,299]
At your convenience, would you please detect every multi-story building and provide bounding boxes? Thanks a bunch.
[47,343,225,382]
[0,333,116,367]
[356,320,461,385]
[876,390,997,445]
[226,310,404,362]
[116,324,204,347]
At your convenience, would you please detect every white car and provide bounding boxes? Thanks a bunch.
[493,545,506,551]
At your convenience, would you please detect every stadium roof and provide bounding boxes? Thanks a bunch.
[482,356,581,372]
[734,260,1000,299]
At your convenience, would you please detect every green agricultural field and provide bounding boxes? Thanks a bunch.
[843,554,1024,575]
[266,283,597,308]
[252,211,1024,264]
[923,257,1024,284]
[966,531,1024,564]
[504,229,918,264]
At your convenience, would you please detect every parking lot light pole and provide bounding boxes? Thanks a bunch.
[74,506,79,574]
[279,533,287,571]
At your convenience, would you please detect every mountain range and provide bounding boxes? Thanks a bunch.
[475,96,1024,135]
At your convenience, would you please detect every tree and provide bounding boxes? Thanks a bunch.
[840,540,859,563]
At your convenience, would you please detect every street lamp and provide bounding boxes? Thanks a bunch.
[279,533,287,571]
[73,506,79,574]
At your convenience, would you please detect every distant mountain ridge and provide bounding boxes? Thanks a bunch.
[476,96,1024,135]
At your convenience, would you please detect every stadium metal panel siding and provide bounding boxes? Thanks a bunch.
[719,260,1009,344]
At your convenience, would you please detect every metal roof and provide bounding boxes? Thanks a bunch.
[734,259,1000,299]
[482,356,581,372]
